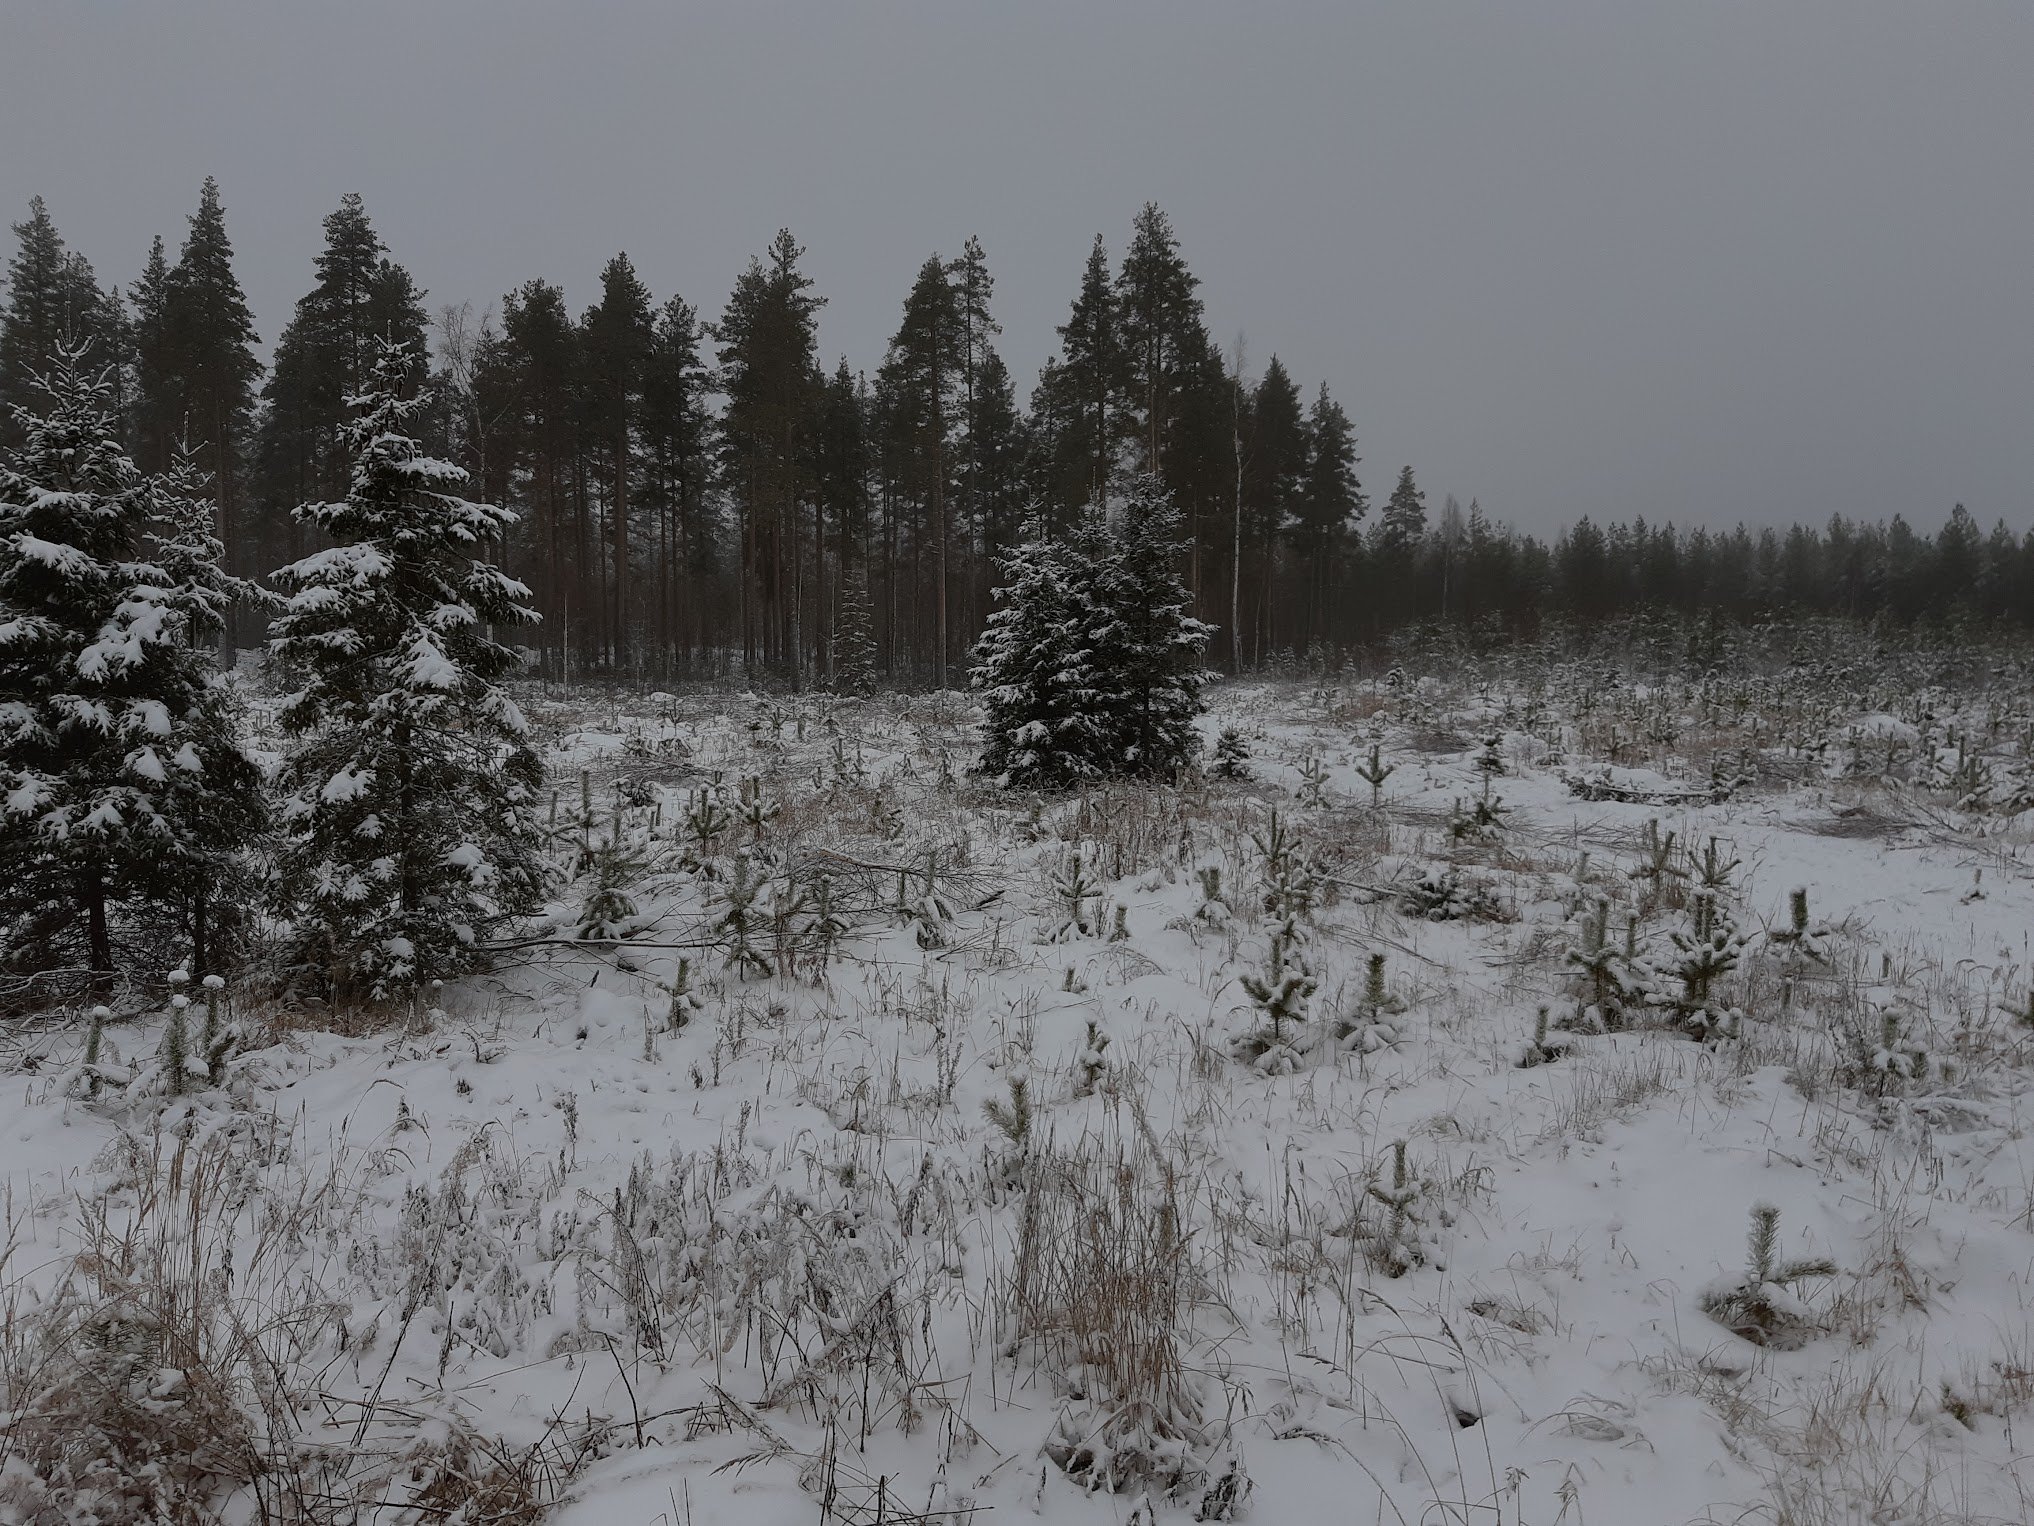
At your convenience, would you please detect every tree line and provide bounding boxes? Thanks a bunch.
[5,187,2028,685]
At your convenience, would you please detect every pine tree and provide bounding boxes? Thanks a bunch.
[714,230,823,680]
[877,255,963,683]
[949,236,1006,661]
[640,293,715,670]
[489,279,581,671]
[581,253,655,670]
[268,342,546,1000]
[0,350,264,990]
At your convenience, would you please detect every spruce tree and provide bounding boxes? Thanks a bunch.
[831,562,877,697]
[1114,203,1203,478]
[1296,383,1364,649]
[1240,358,1306,658]
[1,199,121,448]
[970,518,1104,789]
[163,178,262,641]
[129,235,180,474]
[1028,235,1120,520]
[1088,474,1214,777]
[0,350,264,990]
[1378,466,1427,555]
[256,194,427,569]
[268,342,546,1000]
[121,455,270,972]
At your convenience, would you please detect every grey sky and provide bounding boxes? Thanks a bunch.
[4,2,2029,536]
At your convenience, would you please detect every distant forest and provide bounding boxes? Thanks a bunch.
[4,187,2028,684]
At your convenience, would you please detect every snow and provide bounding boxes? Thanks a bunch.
[6,666,2034,1524]
[320,764,374,803]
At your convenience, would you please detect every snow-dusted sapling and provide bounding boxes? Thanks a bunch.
[1211,725,1251,780]
[1333,951,1408,1055]
[268,342,546,1000]
[1231,911,1318,1074]
[1565,897,1643,1030]
[1353,741,1395,808]
[1699,1201,1837,1349]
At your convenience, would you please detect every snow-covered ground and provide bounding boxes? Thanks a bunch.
[7,659,2034,1525]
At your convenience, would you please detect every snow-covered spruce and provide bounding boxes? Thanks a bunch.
[830,562,878,697]
[970,474,1211,788]
[0,349,264,989]
[1083,474,1216,779]
[267,342,546,1000]
[969,513,1106,789]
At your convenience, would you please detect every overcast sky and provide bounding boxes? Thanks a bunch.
[3,2,2029,535]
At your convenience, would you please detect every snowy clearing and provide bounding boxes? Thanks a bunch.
[6,658,2034,1526]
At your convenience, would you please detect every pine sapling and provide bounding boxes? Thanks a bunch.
[1334,952,1408,1055]
[982,1073,1032,1149]
[1628,819,1688,909]
[1649,885,1748,1041]
[900,848,957,949]
[714,855,774,979]
[683,782,732,871]
[1294,755,1329,809]
[1692,836,1740,896]
[1856,1008,1946,1093]
[1361,1139,1427,1278]
[575,834,644,941]
[1565,897,1639,1030]
[827,736,868,788]
[1447,777,1510,843]
[735,774,779,843]
[1700,1202,1838,1348]
[1766,886,1835,978]
[1048,849,1103,941]
[800,873,851,974]
[162,987,191,1096]
[1074,1020,1111,1097]
[1231,913,1318,1074]
[667,957,704,1032]
[80,1004,109,1099]
[1353,742,1396,808]
[200,974,233,1084]
[1252,809,1319,921]
[1195,866,1232,926]
[1516,1005,1570,1068]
